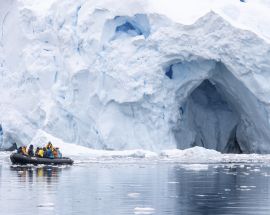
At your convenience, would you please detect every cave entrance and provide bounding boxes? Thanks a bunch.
[182,79,242,153]
[169,60,270,154]
[173,73,248,154]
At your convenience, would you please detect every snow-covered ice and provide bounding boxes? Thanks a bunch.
[3,145,270,165]
[1,0,270,155]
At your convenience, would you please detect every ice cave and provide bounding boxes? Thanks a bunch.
[170,61,270,154]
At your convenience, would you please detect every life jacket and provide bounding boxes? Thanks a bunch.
[22,147,28,156]
[46,149,54,159]
[38,149,44,157]
[53,149,58,158]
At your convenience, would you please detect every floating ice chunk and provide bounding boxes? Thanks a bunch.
[242,172,250,176]
[127,193,141,198]
[180,164,209,171]
[160,147,221,163]
[237,188,251,191]
[196,194,207,197]
[251,168,261,172]
[134,207,155,215]
[37,203,54,208]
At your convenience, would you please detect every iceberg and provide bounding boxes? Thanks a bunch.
[1,0,270,153]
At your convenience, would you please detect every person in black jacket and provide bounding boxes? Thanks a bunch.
[17,146,23,154]
[35,147,40,157]
[28,145,34,157]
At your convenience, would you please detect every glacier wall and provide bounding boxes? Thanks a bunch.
[1,0,270,153]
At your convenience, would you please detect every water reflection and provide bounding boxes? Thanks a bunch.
[1,163,270,215]
[173,164,270,214]
[10,166,62,183]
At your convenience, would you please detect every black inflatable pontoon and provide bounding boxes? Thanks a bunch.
[10,153,74,165]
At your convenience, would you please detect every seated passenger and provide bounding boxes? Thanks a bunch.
[35,147,40,157]
[17,146,23,154]
[42,147,47,158]
[53,148,58,158]
[37,148,45,158]
[21,146,28,156]
[45,147,54,159]
[56,148,62,158]
[46,141,53,150]
[28,145,34,157]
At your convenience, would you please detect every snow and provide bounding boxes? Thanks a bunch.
[24,132,270,164]
[1,0,270,155]
[148,0,270,41]
[30,129,158,159]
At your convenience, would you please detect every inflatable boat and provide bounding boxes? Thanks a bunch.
[10,153,74,165]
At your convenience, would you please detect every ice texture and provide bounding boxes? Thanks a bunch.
[0,0,270,153]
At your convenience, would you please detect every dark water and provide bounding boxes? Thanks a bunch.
[1,162,270,215]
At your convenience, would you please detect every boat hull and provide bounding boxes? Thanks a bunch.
[10,153,74,165]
